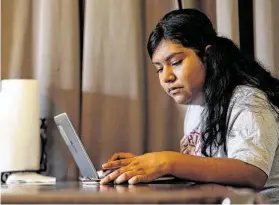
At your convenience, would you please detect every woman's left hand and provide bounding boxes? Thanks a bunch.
[100,151,179,185]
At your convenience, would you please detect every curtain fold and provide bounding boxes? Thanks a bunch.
[216,0,239,45]
[81,0,145,168]
[254,0,279,77]
[1,0,32,78]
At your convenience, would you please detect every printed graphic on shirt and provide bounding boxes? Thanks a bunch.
[180,129,202,156]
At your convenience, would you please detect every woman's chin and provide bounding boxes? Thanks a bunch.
[172,95,190,104]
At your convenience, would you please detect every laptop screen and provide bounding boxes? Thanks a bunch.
[54,113,99,179]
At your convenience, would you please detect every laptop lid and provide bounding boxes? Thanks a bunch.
[54,113,99,179]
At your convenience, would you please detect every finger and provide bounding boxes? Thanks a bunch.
[99,169,113,178]
[128,175,152,185]
[100,166,130,184]
[115,170,144,184]
[108,152,135,162]
[102,158,133,169]
[108,153,123,162]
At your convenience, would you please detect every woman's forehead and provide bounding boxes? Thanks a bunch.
[152,40,187,61]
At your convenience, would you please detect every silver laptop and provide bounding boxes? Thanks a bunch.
[54,113,102,182]
[54,113,175,184]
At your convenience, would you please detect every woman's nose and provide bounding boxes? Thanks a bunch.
[162,67,176,83]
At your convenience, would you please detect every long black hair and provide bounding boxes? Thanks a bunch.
[147,9,279,157]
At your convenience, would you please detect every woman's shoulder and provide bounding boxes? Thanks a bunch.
[230,85,270,109]
[227,85,279,139]
[232,85,266,100]
[228,85,279,126]
[228,85,279,130]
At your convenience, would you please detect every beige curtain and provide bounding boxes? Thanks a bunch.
[1,0,80,180]
[2,0,277,181]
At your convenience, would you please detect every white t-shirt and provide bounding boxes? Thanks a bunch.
[180,85,279,203]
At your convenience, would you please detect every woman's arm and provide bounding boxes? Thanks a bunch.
[169,152,267,189]
[101,151,267,189]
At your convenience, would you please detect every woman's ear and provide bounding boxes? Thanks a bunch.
[205,45,211,51]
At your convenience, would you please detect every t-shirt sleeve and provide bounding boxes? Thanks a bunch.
[227,93,279,176]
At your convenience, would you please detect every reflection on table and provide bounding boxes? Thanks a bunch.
[1,181,267,204]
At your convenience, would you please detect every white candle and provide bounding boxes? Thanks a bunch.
[0,79,40,172]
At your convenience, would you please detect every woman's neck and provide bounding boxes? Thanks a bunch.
[189,92,205,106]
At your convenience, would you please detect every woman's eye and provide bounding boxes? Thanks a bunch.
[156,68,163,73]
[171,60,183,66]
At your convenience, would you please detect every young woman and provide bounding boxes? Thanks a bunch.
[100,8,279,202]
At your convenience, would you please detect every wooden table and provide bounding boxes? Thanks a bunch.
[1,181,266,204]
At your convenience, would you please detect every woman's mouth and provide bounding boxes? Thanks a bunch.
[169,87,183,95]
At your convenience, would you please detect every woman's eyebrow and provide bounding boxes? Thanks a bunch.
[152,52,184,65]
[165,52,184,62]
[152,62,161,66]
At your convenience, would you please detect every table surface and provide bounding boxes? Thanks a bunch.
[1,181,266,204]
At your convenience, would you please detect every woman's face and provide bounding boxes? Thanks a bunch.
[151,40,205,104]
